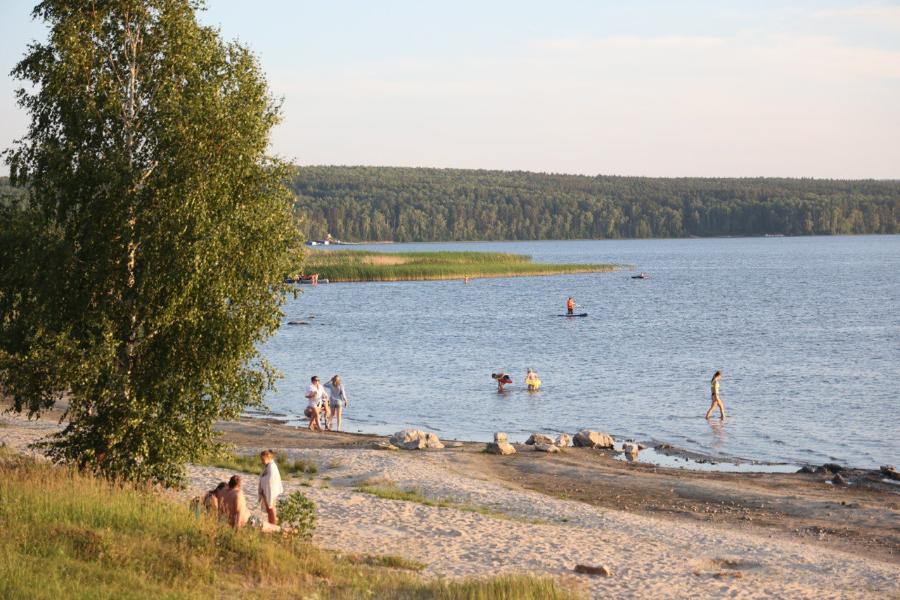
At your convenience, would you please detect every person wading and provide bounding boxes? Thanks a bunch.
[705,370,726,420]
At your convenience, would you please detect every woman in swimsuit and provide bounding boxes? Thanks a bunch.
[705,370,725,419]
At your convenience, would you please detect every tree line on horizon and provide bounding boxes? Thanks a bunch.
[290,166,899,242]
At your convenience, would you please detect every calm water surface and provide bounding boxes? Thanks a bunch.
[260,236,900,469]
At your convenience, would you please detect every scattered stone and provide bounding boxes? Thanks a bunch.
[573,429,615,448]
[574,564,613,577]
[880,465,900,481]
[486,432,516,455]
[486,442,516,455]
[525,433,554,446]
[821,463,844,473]
[287,320,309,325]
[534,443,561,454]
[831,473,847,485]
[556,433,571,448]
[443,441,463,448]
[371,441,398,451]
[797,465,816,474]
[388,429,444,450]
[622,442,641,454]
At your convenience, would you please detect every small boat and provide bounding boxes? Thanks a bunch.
[631,272,648,279]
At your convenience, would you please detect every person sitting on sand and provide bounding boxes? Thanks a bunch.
[492,372,512,392]
[705,370,726,420]
[525,368,541,391]
[566,297,576,315]
[258,450,284,525]
[305,375,325,432]
[202,481,228,518]
[223,475,250,529]
[324,375,349,432]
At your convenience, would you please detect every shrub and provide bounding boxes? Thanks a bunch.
[278,491,317,538]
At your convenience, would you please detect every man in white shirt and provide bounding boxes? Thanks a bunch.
[305,375,326,431]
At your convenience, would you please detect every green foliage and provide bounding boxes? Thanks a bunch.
[0,447,580,599]
[201,451,317,476]
[0,1,303,486]
[277,490,317,539]
[292,166,900,241]
[305,249,616,281]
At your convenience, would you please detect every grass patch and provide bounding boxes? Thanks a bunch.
[0,446,581,599]
[346,553,427,572]
[200,451,317,477]
[356,483,546,525]
[303,249,617,282]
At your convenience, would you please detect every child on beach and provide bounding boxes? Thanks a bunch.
[705,370,726,419]
[258,450,284,525]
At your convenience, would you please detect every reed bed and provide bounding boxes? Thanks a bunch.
[303,250,616,282]
[0,446,579,599]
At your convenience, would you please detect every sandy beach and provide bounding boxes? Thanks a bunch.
[2,411,898,599]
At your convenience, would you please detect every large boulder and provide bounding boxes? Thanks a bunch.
[525,433,554,446]
[556,433,571,448]
[487,432,516,455]
[389,429,444,450]
[573,429,615,448]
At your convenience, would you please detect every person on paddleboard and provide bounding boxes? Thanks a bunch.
[566,297,576,315]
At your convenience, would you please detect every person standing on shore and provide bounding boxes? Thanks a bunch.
[705,370,726,419]
[305,375,325,432]
[324,375,349,431]
[258,450,284,525]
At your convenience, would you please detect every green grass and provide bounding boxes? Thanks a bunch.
[356,483,546,525]
[200,451,317,476]
[303,249,617,282]
[0,447,580,599]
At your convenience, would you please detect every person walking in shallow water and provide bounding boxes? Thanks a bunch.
[705,370,725,419]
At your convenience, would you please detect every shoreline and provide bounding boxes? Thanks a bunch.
[242,410,878,474]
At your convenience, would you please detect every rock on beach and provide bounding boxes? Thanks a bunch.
[388,429,444,450]
[573,429,615,449]
[486,432,516,455]
[525,433,554,446]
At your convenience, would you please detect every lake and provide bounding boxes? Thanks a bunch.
[260,236,900,469]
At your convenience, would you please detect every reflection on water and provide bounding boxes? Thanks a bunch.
[707,419,727,453]
[260,236,900,469]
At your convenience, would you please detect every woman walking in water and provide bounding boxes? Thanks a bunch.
[705,370,726,419]
[324,375,349,431]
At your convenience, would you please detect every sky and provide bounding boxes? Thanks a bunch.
[1,0,899,178]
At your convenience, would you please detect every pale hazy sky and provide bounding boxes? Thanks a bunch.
[2,1,899,178]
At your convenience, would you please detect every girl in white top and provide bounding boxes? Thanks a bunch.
[305,375,325,432]
[324,375,349,431]
[258,450,284,525]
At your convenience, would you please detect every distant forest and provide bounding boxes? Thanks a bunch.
[291,167,899,241]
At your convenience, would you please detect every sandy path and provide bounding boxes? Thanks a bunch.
[3,414,898,599]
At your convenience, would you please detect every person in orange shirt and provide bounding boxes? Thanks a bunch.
[566,297,576,315]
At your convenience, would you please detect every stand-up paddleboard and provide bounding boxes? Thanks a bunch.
[558,313,588,317]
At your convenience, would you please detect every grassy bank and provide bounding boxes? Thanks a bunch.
[303,250,616,282]
[0,447,578,599]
